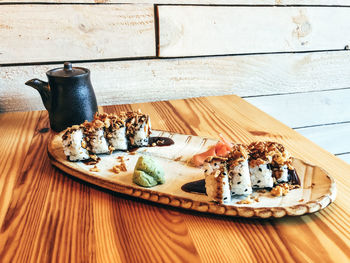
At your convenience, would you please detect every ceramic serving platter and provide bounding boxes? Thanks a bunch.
[48,130,336,218]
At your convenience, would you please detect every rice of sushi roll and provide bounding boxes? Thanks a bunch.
[227,145,252,195]
[248,142,274,189]
[203,156,231,204]
[125,110,151,147]
[82,119,109,154]
[249,164,274,188]
[62,125,90,161]
[95,113,128,151]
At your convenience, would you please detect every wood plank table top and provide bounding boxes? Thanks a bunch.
[1,95,350,262]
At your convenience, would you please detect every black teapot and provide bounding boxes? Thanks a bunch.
[25,62,98,132]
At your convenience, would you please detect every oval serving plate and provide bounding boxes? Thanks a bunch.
[48,130,336,218]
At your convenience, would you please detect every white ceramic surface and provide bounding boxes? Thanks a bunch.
[48,130,336,218]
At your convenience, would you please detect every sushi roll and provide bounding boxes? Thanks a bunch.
[96,113,128,151]
[227,144,252,195]
[125,110,151,147]
[203,156,231,203]
[62,125,90,161]
[267,142,293,184]
[248,142,274,189]
[82,119,109,154]
[62,110,153,161]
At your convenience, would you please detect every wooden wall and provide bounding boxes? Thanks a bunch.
[0,1,349,163]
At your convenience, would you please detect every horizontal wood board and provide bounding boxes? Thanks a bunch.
[1,0,350,5]
[245,89,350,128]
[246,91,350,164]
[0,4,155,64]
[158,6,350,57]
[2,51,350,112]
[296,123,350,155]
[338,154,350,163]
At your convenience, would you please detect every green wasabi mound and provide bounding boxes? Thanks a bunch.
[133,170,158,187]
[133,156,165,187]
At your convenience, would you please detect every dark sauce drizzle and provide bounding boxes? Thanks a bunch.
[288,169,300,185]
[148,137,175,147]
[128,136,175,152]
[181,179,206,195]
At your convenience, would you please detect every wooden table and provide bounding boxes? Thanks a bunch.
[1,95,349,262]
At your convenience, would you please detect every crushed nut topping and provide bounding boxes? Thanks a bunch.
[248,141,293,169]
[174,156,182,162]
[81,140,87,149]
[108,145,115,154]
[89,165,100,172]
[236,195,253,204]
[205,156,228,163]
[83,156,101,165]
[270,183,300,197]
[271,185,286,197]
[112,156,127,174]
[89,154,98,161]
[112,166,121,174]
[227,144,249,167]
[235,195,261,204]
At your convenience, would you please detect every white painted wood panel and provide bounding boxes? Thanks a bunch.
[158,6,350,57]
[1,0,350,5]
[0,5,155,63]
[296,123,350,155]
[245,89,350,128]
[2,51,350,112]
[337,154,350,164]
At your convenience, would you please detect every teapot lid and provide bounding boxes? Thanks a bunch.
[47,62,88,78]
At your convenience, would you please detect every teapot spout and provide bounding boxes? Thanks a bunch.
[25,79,51,111]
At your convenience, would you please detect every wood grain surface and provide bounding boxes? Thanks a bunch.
[3,51,350,113]
[0,95,349,262]
[296,123,350,155]
[158,6,350,57]
[245,90,350,159]
[245,89,350,128]
[0,4,155,63]
[338,154,350,163]
[1,0,350,5]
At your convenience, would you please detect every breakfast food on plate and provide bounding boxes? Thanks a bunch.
[62,110,152,161]
[133,156,165,187]
[191,137,299,204]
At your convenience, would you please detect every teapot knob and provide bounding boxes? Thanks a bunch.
[64,62,72,72]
